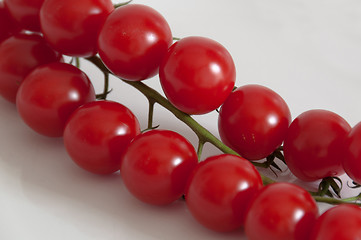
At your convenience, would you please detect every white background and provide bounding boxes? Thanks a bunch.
[1,0,361,239]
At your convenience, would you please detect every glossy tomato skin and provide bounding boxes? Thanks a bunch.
[343,122,361,184]
[185,154,262,232]
[159,36,236,115]
[98,4,172,81]
[40,0,114,57]
[4,0,44,32]
[0,33,62,103]
[16,62,96,137]
[120,130,198,205]
[64,100,141,175]
[283,109,351,181]
[218,84,291,160]
[245,182,318,240]
[310,204,361,240]
[0,2,20,43]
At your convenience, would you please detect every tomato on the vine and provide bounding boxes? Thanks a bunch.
[0,33,62,103]
[63,100,141,175]
[185,154,262,232]
[16,62,96,137]
[218,84,291,160]
[159,36,236,115]
[40,0,114,57]
[120,130,198,205]
[283,109,351,181]
[0,1,20,43]
[4,0,44,32]
[343,122,361,184]
[98,4,173,81]
[244,182,318,240]
[310,204,361,239]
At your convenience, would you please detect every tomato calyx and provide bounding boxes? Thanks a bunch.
[309,176,343,198]
[252,146,286,176]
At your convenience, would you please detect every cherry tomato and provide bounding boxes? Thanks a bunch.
[218,84,291,160]
[185,154,262,232]
[4,0,44,32]
[159,36,236,115]
[0,33,62,103]
[40,0,114,57]
[310,204,361,240]
[343,122,361,184]
[98,4,172,81]
[16,62,95,137]
[120,130,198,205]
[245,182,318,240]
[283,109,351,181]
[63,100,141,175]
[0,1,20,43]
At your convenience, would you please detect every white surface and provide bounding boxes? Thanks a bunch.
[1,0,361,239]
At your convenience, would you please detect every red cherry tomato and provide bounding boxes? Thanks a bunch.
[16,62,95,137]
[120,130,198,205]
[218,84,291,160]
[98,4,172,81]
[343,122,361,184]
[40,0,114,57]
[0,2,20,43]
[63,100,141,175]
[0,33,62,103]
[310,204,361,240]
[4,0,44,32]
[159,36,236,115]
[185,154,262,232]
[245,182,318,240]
[283,109,351,181]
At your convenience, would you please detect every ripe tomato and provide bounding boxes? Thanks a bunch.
[283,109,351,181]
[120,130,198,205]
[4,0,44,32]
[40,0,114,57]
[310,204,361,239]
[218,84,291,160]
[63,100,141,175]
[159,36,236,115]
[185,154,262,232]
[245,182,318,240]
[98,4,172,81]
[16,62,96,137]
[343,122,361,184]
[0,33,62,103]
[0,1,20,43]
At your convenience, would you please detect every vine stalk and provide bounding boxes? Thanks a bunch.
[84,56,361,206]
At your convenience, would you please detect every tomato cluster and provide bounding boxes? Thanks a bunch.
[1,1,361,239]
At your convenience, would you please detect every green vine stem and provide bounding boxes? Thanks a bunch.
[313,194,361,206]
[84,56,361,205]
